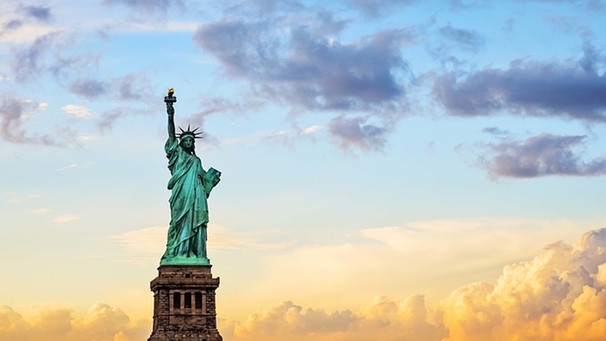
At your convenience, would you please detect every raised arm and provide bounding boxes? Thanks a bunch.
[167,102,176,143]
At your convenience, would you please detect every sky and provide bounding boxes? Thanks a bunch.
[1,0,606,340]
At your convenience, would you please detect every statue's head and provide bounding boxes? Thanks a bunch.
[180,135,195,149]
[177,125,202,153]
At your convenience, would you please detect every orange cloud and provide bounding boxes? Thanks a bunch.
[3,228,606,340]
[0,304,149,341]
[219,228,606,341]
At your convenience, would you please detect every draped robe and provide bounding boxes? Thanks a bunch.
[161,138,210,264]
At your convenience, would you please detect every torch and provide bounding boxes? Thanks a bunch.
[164,88,177,104]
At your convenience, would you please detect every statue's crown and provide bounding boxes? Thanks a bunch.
[178,125,203,140]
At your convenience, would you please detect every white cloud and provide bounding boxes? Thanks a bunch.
[78,135,96,142]
[56,164,78,172]
[62,105,93,119]
[303,125,322,134]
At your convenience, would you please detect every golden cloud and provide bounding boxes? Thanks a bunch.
[3,228,606,340]
[220,228,606,341]
[0,304,149,341]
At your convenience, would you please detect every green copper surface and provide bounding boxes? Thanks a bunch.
[160,93,220,266]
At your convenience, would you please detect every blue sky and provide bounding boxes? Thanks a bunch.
[2,1,606,340]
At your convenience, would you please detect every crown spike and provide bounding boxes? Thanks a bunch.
[177,125,204,140]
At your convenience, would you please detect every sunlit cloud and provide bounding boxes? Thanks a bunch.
[0,303,149,341]
[31,208,50,214]
[303,125,322,134]
[4,193,41,204]
[221,228,606,341]
[78,135,96,142]
[238,218,582,314]
[62,105,93,119]
[53,215,80,223]
[3,227,606,340]
[108,225,290,266]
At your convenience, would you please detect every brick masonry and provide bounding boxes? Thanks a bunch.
[148,265,223,341]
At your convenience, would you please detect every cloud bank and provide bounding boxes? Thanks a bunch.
[4,227,606,340]
[0,304,149,341]
[220,227,606,340]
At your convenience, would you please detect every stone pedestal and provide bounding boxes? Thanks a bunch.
[148,265,222,341]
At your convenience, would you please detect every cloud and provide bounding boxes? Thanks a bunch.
[431,50,606,122]
[194,19,410,111]
[439,227,606,341]
[53,215,80,223]
[439,24,485,52]
[108,225,289,266]
[62,105,93,119]
[345,0,418,17]
[0,94,80,145]
[69,79,108,98]
[9,31,60,83]
[31,208,50,214]
[191,10,418,151]
[103,0,186,15]
[328,115,391,151]
[261,124,323,148]
[0,304,149,341]
[238,218,582,320]
[4,192,41,204]
[481,133,606,178]
[19,5,53,22]
[4,227,606,340]
[69,73,153,101]
[56,163,79,172]
[220,227,606,341]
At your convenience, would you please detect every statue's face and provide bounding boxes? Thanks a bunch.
[181,137,194,149]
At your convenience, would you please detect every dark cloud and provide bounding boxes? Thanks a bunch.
[9,31,100,86]
[439,24,485,52]
[432,53,606,122]
[69,79,109,98]
[116,73,153,101]
[3,19,24,30]
[103,0,186,14]
[0,94,76,146]
[482,127,509,136]
[97,104,153,132]
[448,0,490,9]
[579,40,604,74]
[518,0,605,11]
[328,115,391,151]
[97,108,129,132]
[10,32,60,82]
[346,0,418,17]
[193,18,411,112]
[481,133,606,178]
[193,15,414,151]
[20,5,53,22]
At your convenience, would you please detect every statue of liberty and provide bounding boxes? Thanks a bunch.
[161,88,221,265]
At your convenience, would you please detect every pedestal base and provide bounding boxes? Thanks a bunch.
[148,265,222,341]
